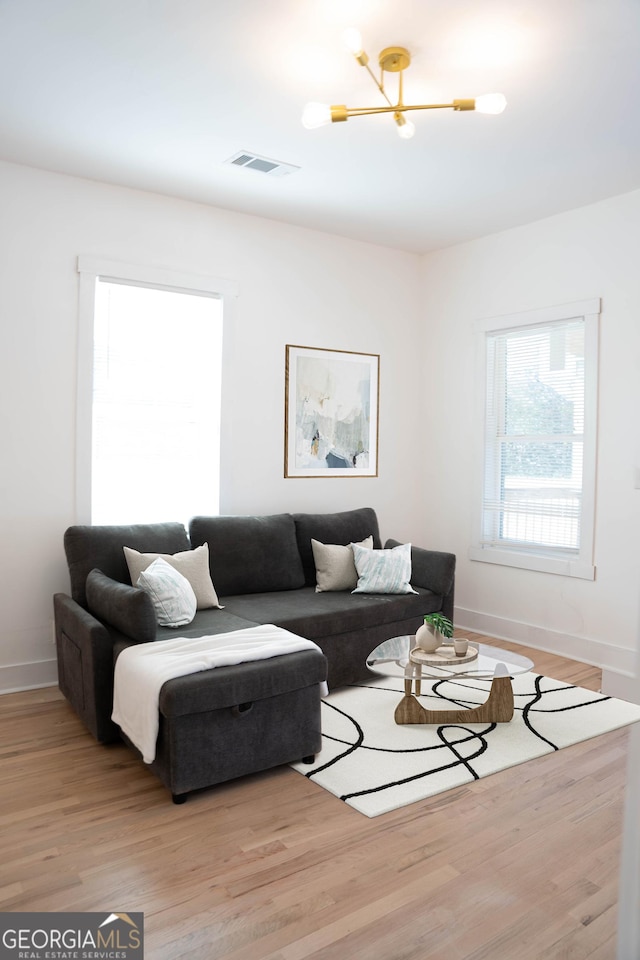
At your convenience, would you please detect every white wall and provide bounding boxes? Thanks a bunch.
[0,159,424,692]
[418,189,640,685]
[3,158,638,694]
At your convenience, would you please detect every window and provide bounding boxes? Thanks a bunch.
[470,299,600,579]
[76,257,238,525]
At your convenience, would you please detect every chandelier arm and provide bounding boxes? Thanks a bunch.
[340,102,470,119]
[361,57,394,108]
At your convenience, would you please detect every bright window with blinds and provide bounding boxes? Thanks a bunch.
[471,299,600,579]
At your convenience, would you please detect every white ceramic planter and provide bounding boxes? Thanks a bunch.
[415,623,442,654]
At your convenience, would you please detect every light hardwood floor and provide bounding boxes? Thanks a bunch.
[0,635,631,959]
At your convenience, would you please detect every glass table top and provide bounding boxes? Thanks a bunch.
[367,635,534,680]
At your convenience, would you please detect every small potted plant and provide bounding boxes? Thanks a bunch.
[415,612,454,653]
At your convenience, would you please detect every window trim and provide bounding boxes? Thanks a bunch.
[469,298,600,580]
[76,256,239,523]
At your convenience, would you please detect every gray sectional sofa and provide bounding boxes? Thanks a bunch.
[53,507,455,801]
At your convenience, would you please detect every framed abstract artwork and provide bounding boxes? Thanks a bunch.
[285,344,379,477]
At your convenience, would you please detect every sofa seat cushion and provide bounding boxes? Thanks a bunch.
[219,586,441,640]
[189,514,305,596]
[112,610,262,660]
[158,648,327,718]
[153,608,260,643]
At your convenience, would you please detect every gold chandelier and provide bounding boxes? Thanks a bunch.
[302,28,507,139]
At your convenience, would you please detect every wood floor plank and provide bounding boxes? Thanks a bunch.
[0,636,633,959]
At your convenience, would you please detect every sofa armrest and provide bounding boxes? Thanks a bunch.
[85,568,156,643]
[384,539,456,610]
[53,592,120,743]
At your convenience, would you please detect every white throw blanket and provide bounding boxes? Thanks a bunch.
[112,624,328,763]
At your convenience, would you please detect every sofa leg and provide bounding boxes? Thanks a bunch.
[301,755,315,764]
[172,792,188,804]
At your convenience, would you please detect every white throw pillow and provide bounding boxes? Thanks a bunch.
[312,536,374,592]
[351,542,418,595]
[124,543,221,609]
[136,557,197,627]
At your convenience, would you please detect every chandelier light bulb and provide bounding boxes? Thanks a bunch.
[398,120,416,139]
[343,27,364,57]
[474,93,507,115]
[395,113,416,139]
[301,102,332,129]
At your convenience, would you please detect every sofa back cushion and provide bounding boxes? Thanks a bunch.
[64,522,190,608]
[189,514,305,596]
[293,508,382,587]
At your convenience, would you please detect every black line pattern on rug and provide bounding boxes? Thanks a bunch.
[521,675,559,750]
[320,724,492,755]
[304,674,611,801]
[304,700,364,779]
[357,678,494,711]
[436,723,494,781]
[521,674,612,750]
[308,674,616,804]
[417,675,611,720]
[340,725,495,801]
[308,687,497,800]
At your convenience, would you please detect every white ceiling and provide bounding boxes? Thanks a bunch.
[1,0,639,254]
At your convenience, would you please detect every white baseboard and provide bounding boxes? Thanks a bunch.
[455,605,638,677]
[0,658,58,695]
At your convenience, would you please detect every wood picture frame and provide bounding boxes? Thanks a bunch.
[285,344,379,478]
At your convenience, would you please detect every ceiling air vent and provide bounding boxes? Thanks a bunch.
[224,151,300,178]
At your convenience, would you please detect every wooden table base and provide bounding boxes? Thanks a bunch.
[394,674,515,725]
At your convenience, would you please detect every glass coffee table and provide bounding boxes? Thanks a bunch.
[367,635,534,725]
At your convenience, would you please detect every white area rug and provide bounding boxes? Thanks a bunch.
[291,673,640,818]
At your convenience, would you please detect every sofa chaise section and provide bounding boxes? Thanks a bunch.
[128,649,325,802]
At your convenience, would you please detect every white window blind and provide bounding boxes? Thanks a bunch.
[483,318,584,551]
[471,299,599,579]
